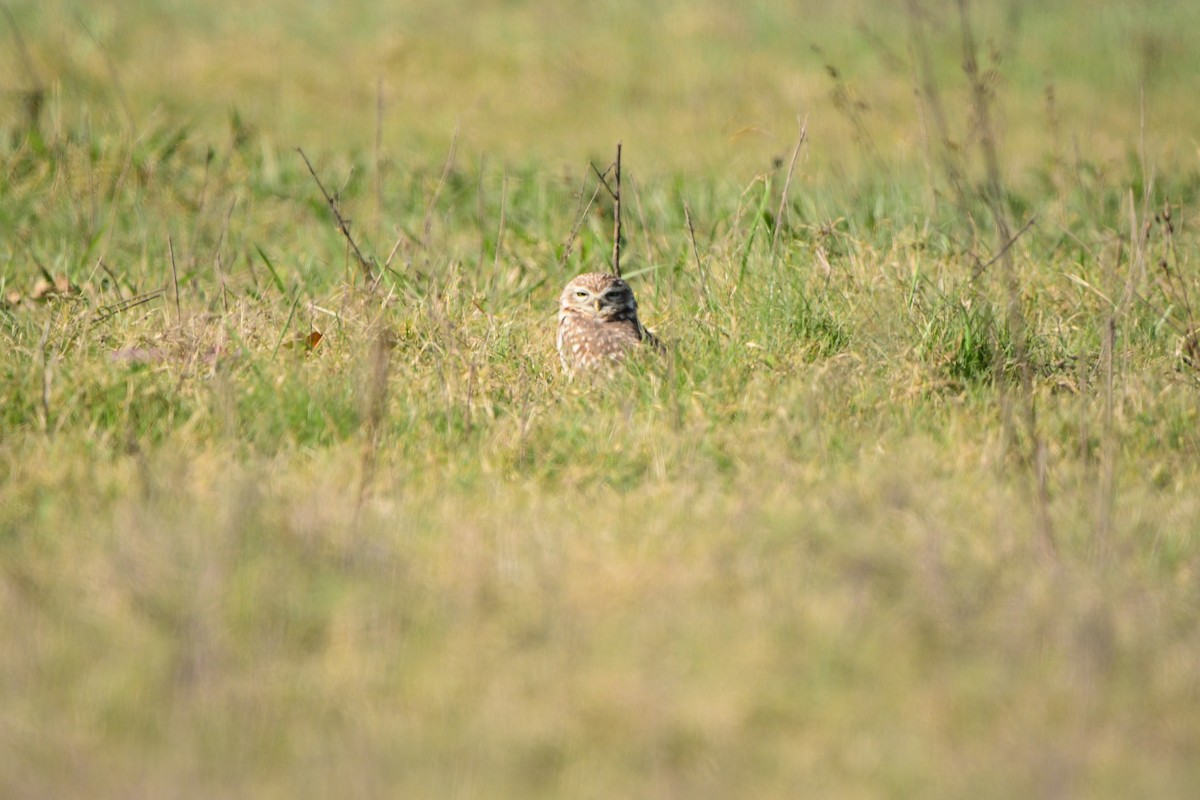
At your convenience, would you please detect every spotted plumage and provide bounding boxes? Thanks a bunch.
[556,272,660,376]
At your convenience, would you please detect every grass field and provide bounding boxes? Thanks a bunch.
[3,0,1200,796]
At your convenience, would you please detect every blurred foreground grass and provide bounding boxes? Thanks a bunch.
[3,0,1200,797]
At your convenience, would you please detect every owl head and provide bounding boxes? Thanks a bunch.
[559,272,638,322]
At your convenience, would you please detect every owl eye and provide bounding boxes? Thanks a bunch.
[574,290,590,299]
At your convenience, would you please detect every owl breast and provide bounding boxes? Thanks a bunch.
[555,272,659,377]
[557,309,644,375]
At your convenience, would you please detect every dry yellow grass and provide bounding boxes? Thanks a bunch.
[3,1,1200,797]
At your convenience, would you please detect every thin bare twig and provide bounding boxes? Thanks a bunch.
[1096,243,1118,551]
[683,201,711,305]
[213,197,238,312]
[214,253,229,313]
[37,318,52,433]
[476,154,488,269]
[972,214,1038,279]
[771,115,809,267]
[906,0,970,219]
[590,161,614,194]
[627,172,655,269]
[586,145,625,276]
[168,236,181,321]
[98,259,123,296]
[188,149,215,273]
[92,288,165,326]
[383,230,409,271]
[297,147,376,283]
[90,130,139,270]
[423,123,459,248]
[374,77,385,245]
[611,142,623,277]
[1158,203,1194,322]
[561,166,607,268]
[957,0,1056,561]
[494,165,508,272]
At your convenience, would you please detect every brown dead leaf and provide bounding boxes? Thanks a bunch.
[283,330,324,352]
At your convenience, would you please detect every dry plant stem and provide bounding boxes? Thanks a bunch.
[79,113,100,231]
[59,135,86,231]
[168,236,181,321]
[914,70,938,217]
[37,318,52,433]
[374,78,384,245]
[628,173,655,269]
[906,0,969,218]
[188,152,214,273]
[1122,190,1151,313]
[1158,204,1196,326]
[382,230,408,272]
[212,197,238,309]
[1096,199,1140,548]
[297,148,376,283]
[771,115,808,266]
[214,253,229,314]
[475,154,488,269]
[958,0,1056,560]
[98,260,123,296]
[92,136,138,269]
[561,166,606,267]
[667,345,683,431]
[464,361,477,434]
[1097,302,1116,551]
[1134,86,1153,276]
[356,328,395,516]
[92,289,165,327]
[1153,205,1200,368]
[611,142,623,278]
[585,143,626,276]
[493,166,508,272]
[423,124,459,248]
[684,201,711,305]
[972,214,1038,280]
[214,195,237,261]
[270,290,302,362]
[427,286,463,413]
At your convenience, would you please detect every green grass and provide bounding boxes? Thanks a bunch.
[3,0,1200,797]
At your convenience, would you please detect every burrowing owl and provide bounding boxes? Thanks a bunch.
[556,272,660,376]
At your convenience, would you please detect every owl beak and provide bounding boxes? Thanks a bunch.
[593,299,602,314]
